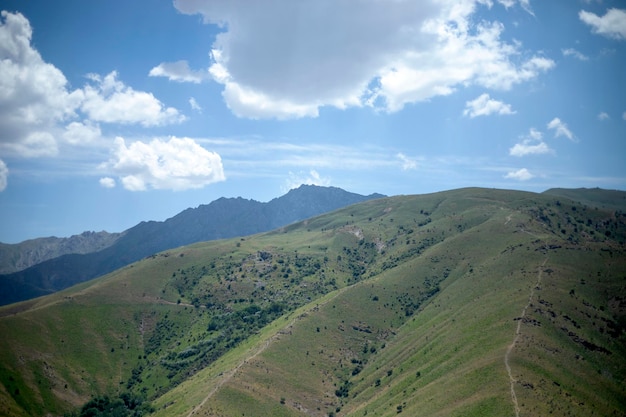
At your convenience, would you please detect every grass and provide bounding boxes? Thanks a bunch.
[0,187,625,417]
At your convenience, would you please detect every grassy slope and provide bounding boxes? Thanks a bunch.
[0,188,624,417]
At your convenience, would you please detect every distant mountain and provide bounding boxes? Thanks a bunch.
[0,231,123,275]
[0,185,384,306]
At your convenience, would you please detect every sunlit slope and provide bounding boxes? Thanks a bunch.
[150,191,626,417]
[0,188,624,417]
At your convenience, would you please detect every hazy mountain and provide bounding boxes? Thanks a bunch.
[0,185,384,306]
[0,231,124,275]
[1,187,624,417]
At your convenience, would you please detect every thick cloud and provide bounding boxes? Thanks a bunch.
[81,72,186,127]
[62,121,102,145]
[579,8,626,40]
[102,136,225,191]
[0,11,186,160]
[174,0,554,118]
[0,11,81,157]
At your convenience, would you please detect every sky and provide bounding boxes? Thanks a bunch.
[0,0,625,243]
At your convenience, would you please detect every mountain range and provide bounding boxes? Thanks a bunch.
[0,185,384,306]
[0,186,624,417]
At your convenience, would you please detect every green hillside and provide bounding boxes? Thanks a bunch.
[1,188,625,417]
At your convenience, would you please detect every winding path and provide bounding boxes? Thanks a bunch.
[504,223,549,417]
[185,287,349,417]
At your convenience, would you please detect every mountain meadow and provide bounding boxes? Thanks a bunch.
[0,187,624,417]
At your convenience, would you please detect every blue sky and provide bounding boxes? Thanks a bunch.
[0,0,625,243]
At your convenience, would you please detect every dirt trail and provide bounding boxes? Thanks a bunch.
[504,224,549,417]
[185,287,348,417]
[185,337,274,417]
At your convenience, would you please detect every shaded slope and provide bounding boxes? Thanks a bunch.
[0,185,383,306]
[0,188,624,417]
[0,231,123,275]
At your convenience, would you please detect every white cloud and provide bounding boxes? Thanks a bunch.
[463,93,515,118]
[0,11,81,158]
[283,170,331,192]
[497,0,515,8]
[189,97,202,113]
[547,117,575,140]
[496,0,534,15]
[0,159,8,191]
[2,131,58,157]
[0,11,186,163]
[598,112,610,121]
[81,71,186,126]
[562,48,589,61]
[149,60,207,83]
[62,121,101,145]
[102,136,225,191]
[99,177,115,188]
[579,8,626,40]
[505,168,534,181]
[623,111,626,120]
[397,153,418,170]
[174,0,554,118]
[509,128,552,157]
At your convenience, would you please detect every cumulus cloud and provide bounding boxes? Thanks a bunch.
[463,93,515,118]
[505,168,533,181]
[149,60,207,83]
[598,112,609,121]
[173,0,554,118]
[0,11,81,157]
[102,136,225,191]
[0,11,186,162]
[397,153,418,170]
[579,8,626,40]
[509,128,552,157]
[99,177,115,188]
[547,117,575,140]
[62,121,101,145]
[0,159,8,191]
[562,48,589,61]
[81,72,186,126]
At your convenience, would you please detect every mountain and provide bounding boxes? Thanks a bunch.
[0,187,624,417]
[0,231,123,275]
[0,185,384,306]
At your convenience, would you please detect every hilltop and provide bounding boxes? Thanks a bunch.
[0,185,384,305]
[0,187,624,417]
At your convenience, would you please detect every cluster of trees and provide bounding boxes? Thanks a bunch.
[65,393,153,417]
